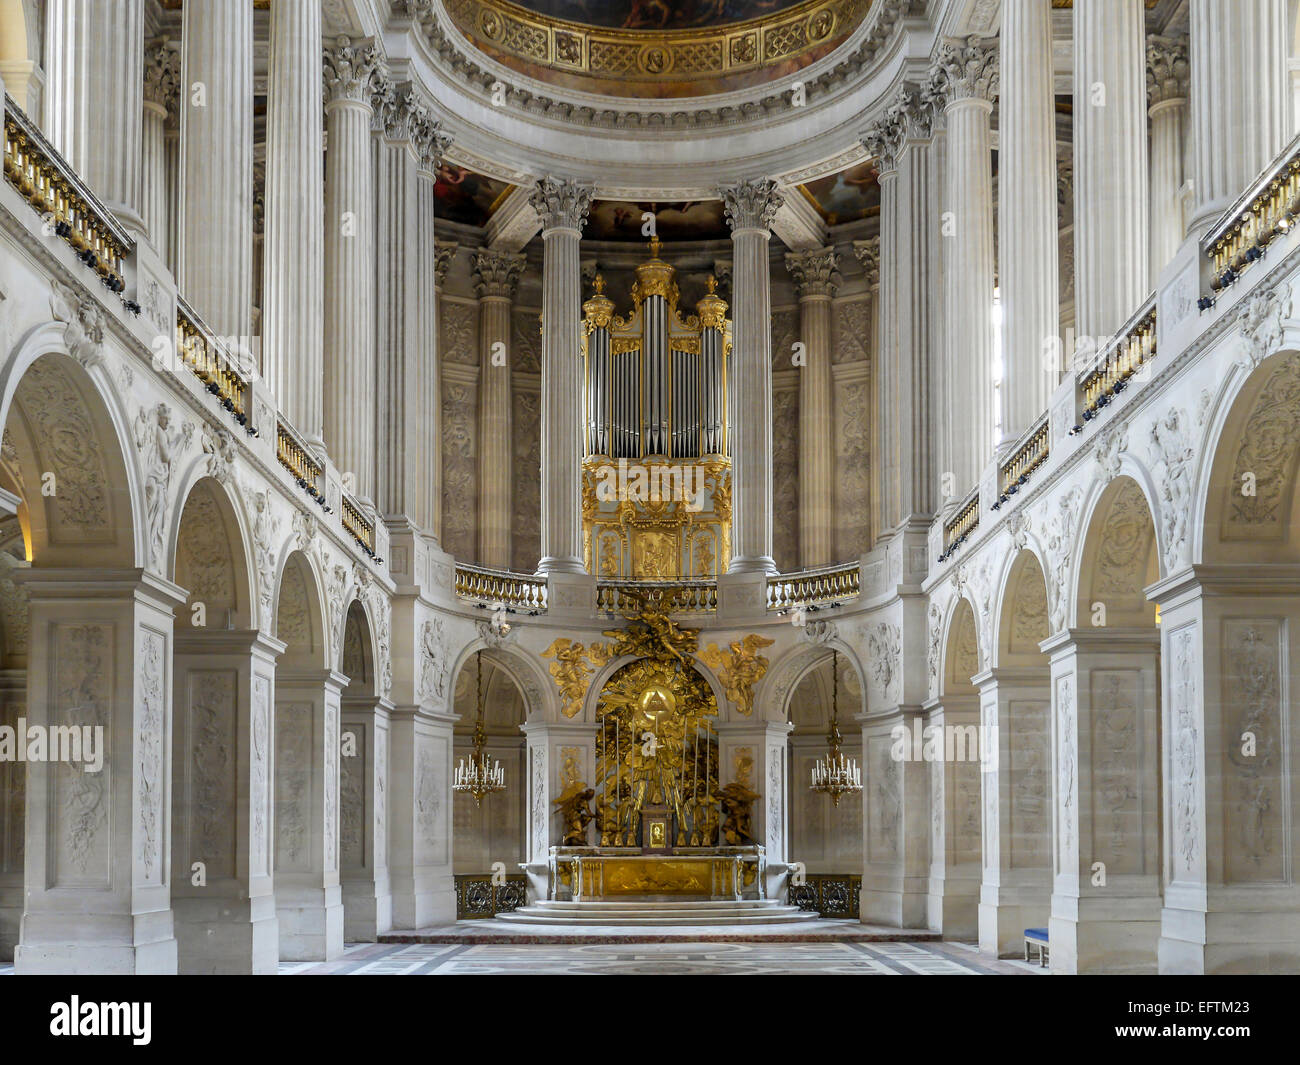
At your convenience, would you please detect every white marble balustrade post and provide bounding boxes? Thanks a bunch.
[530,178,593,576]
[998,0,1058,444]
[179,0,253,340]
[45,0,145,231]
[1073,0,1149,342]
[263,0,324,443]
[721,179,783,574]
[475,249,525,569]
[785,246,838,568]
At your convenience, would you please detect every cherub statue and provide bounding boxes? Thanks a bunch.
[553,782,596,847]
[719,780,760,845]
[595,793,621,847]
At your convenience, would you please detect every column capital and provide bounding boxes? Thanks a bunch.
[412,114,452,173]
[861,102,907,173]
[323,35,380,107]
[1146,33,1189,107]
[143,38,180,113]
[852,237,880,289]
[473,248,525,299]
[434,241,459,289]
[784,246,840,299]
[932,35,999,107]
[529,176,594,233]
[374,81,433,145]
[720,178,783,233]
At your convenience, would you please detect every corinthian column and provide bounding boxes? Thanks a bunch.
[784,247,838,567]
[45,0,144,230]
[1074,0,1149,341]
[1189,0,1288,233]
[321,39,378,497]
[263,0,324,442]
[999,0,1057,444]
[475,249,525,569]
[721,179,783,574]
[934,36,997,494]
[1147,36,1190,279]
[415,131,452,540]
[529,177,593,575]
[179,0,254,339]
[141,40,180,262]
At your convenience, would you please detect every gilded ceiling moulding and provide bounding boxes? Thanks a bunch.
[444,0,869,99]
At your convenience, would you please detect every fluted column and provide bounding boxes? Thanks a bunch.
[852,237,880,550]
[721,179,782,574]
[264,0,324,442]
[1147,36,1190,278]
[179,0,253,339]
[1189,0,1288,233]
[934,37,997,496]
[45,0,144,229]
[141,41,180,263]
[415,141,451,540]
[530,178,593,575]
[321,39,378,498]
[998,0,1057,444]
[785,247,838,568]
[475,249,525,569]
[1074,0,1149,341]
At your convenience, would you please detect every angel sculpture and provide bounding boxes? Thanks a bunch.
[699,633,775,716]
[553,782,596,847]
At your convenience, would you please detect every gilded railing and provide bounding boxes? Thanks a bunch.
[766,563,860,612]
[2,95,131,295]
[454,564,548,611]
[1075,298,1157,427]
[940,490,979,561]
[1204,131,1300,295]
[597,579,718,615]
[176,297,251,427]
[994,415,1049,506]
[787,873,862,918]
[453,873,527,919]
[341,493,378,561]
[276,418,326,506]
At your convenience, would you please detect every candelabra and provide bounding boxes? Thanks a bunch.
[808,649,862,806]
[453,650,506,806]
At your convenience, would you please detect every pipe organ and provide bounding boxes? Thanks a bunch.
[581,238,733,579]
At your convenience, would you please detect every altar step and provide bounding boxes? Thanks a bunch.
[494,899,821,926]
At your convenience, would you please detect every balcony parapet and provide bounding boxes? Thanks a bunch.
[455,563,548,612]
[597,578,718,615]
[993,413,1050,510]
[176,297,254,433]
[766,562,860,611]
[1071,295,1157,432]
[939,490,979,562]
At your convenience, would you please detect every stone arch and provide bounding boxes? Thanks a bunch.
[786,648,864,874]
[340,599,376,699]
[1074,475,1160,627]
[171,476,255,630]
[0,335,141,569]
[942,597,980,697]
[577,651,731,724]
[274,549,327,670]
[994,550,1050,669]
[758,637,869,724]
[451,646,530,875]
[1199,348,1300,564]
[448,638,553,722]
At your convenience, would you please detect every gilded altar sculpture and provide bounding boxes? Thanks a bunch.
[553,782,596,847]
[719,781,760,845]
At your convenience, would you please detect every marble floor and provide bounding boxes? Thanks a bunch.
[280,939,1039,975]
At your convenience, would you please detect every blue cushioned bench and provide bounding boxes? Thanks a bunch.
[1024,927,1049,966]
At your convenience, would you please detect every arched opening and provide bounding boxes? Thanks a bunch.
[452,650,529,917]
[169,475,272,973]
[272,548,343,961]
[787,652,863,883]
[978,549,1052,957]
[338,598,390,941]
[0,429,26,960]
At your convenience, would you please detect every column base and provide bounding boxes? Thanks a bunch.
[342,875,393,941]
[173,893,279,974]
[860,872,928,928]
[276,884,344,961]
[391,870,456,930]
[926,869,980,939]
[15,911,177,975]
[1159,892,1300,974]
[727,555,778,576]
[978,878,1050,957]
[536,556,586,576]
[0,877,18,961]
[1048,888,1161,973]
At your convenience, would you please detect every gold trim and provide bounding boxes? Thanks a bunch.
[444,0,865,93]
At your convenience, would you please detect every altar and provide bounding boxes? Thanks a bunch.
[548,845,766,902]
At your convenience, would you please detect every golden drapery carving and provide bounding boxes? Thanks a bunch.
[698,634,776,717]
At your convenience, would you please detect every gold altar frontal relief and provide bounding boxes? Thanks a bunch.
[603,858,711,896]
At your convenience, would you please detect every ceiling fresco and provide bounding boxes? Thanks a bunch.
[434,165,515,228]
[505,0,809,30]
[797,160,880,226]
[585,199,731,242]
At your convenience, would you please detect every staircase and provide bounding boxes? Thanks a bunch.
[494,899,820,926]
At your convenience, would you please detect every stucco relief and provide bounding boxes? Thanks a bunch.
[1224,621,1282,882]
[191,670,236,875]
[834,376,870,560]
[772,387,799,571]
[135,403,194,570]
[1171,627,1200,878]
[1147,406,1193,571]
[441,380,477,561]
[56,623,110,878]
[137,629,165,884]
[1226,353,1300,532]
